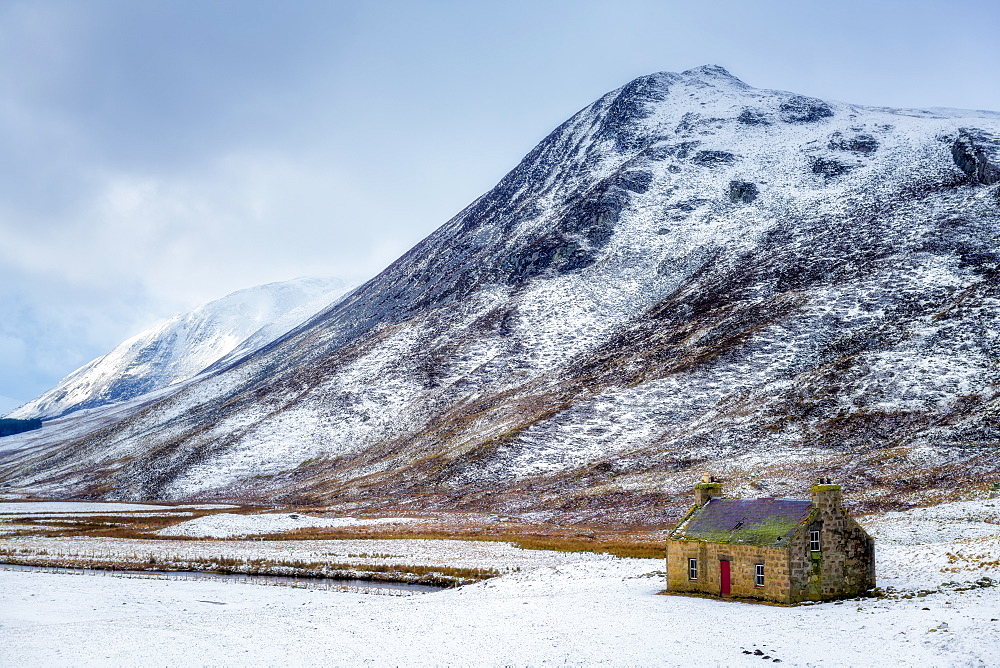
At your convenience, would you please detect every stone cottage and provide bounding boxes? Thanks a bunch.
[665,475,875,603]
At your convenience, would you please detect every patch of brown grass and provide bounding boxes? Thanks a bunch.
[241,522,666,559]
[2,502,669,560]
[505,536,664,559]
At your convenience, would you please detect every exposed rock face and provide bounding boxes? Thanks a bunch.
[952,129,1000,185]
[692,150,738,167]
[2,66,999,525]
[829,132,879,154]
[811,157,853,179]
[728,180,759,204]
[779,96,834,123]
[738,109,770,126]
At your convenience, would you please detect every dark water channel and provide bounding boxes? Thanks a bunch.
[1,562,444,593]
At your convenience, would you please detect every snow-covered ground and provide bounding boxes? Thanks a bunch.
[0,498,998,665]
[0,501,194,514]
[155,512,420,538]
[1,554,997,666]
[859,499,1000,593]
[861,499,1000,546]
[0,535,617,573]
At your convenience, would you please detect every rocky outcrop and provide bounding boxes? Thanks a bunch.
[780,96,834,123]
[501,234,595,283]
[728,180,758,204]
[811,157,853,179]
[952,128,1000,185]
[692,150,738,167]
[829,132,879,154]
[737,109,770,125]
[615,170,653,193]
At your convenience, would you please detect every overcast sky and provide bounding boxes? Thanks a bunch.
[2,0,999,413]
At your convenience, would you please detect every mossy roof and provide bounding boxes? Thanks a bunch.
[671,497,813,547]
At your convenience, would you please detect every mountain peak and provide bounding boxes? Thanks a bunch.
[679,64,747,85]
[681,64,733,78]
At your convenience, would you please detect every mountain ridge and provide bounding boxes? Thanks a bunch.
[1,66,998,524]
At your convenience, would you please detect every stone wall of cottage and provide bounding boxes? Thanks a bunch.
[666,540,792,603]
[787,485,876,601]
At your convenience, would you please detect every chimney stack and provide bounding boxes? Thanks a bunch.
[811,480,843,513]
[694,473,723,506]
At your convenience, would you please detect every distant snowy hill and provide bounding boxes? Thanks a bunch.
[6,277,353,420]
[2,66,998,521]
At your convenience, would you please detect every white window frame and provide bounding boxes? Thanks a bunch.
[810,529,821,552]
[688,557,698,580]
[755,563,765,587]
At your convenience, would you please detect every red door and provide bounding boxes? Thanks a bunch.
[720,560,731,597]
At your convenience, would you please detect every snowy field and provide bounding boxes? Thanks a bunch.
[0,498,998,666]
[0,501,238,517]
[1,555,997,666]
[0,534,617,574]
[155,512,421,538]
[0,501,188,514]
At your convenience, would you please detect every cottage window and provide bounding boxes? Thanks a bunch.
[688,558,698,580]
[810,529,821,552]
[755,563,765,587]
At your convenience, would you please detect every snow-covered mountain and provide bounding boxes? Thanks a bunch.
[2,66,998,522]
[6,277,354,420]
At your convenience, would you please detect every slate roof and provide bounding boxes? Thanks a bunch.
[670,497,814,547]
